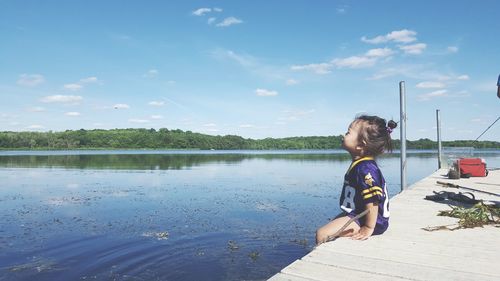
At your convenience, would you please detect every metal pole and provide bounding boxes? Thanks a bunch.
[436,109,442,169]
[399,81,407,192]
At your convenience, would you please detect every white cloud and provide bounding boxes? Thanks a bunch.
[457,75,469,80]
[386,30,418,43]
[418,89,448,101]
[281,109,316,121]
[143,69,159,78]
[215,49,255,67]
[149,101,165,106]
[192,8,211,16]
[362,29,417,44]
[240,124,256,128]
[28,106,46,112]
[27,124,44,129]
[80,76,98,83]
[129,119,150,123]
[451,90,470,97]
[399,43,427,54]
[113,104,130,109]
[151,115,163,119]
[293,47,395,76]
[216,17,243,27]
[336,6,347,14]
[17,74,45,87]
[416,81,446,89]
[292,54,379,74]
[41,95,83,104]
[286,79,299,85]
[64,83,83,91]
[361,35,389,44]
[293,35,428,76]
[365,47,395,58]
[291,63,332,74]
[65,112,81,116]
[203,123,217,127]
[367,67,404,80]
[211,48,288,80]
[447,46,459,53]
[193,7,222,19]
[1,113,17,119]
[255,88,278,97]
[62,76,98,91]
[332,56,377,68]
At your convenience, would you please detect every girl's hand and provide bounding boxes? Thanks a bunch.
[351,226,374,240]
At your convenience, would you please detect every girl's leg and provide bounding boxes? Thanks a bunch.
[316,216,361,245]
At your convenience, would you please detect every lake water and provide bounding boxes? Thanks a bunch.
[0,150,499,280]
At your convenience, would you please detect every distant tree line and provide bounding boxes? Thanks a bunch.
[0,129,498,150]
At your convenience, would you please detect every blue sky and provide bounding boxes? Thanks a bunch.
[1,0,499,141]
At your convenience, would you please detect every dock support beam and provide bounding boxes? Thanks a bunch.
[399,81,407,192]
[436,109,442,169]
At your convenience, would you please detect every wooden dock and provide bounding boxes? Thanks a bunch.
[269,169,500,281]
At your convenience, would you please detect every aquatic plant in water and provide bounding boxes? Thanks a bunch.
[248,251,260,261]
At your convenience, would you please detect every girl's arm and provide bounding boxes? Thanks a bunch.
[351,202,378,240]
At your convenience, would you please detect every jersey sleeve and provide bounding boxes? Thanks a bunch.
[356,163,385,204]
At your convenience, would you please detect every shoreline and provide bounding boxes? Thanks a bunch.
[1,148,499,155]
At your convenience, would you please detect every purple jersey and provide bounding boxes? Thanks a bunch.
[339,157,390,234]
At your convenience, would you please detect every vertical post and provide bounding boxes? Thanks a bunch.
[436,109,442,169]
[399,81,407,192]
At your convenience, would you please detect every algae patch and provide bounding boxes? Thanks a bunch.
[438,202,500,228]
[424,202,500,231]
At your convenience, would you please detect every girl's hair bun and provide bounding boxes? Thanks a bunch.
[387,120,398,129]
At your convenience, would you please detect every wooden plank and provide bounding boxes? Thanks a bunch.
[268,170,500,281]
[320,237,499,276]
[280,259,408,281]
[380,226,500,245]
[303,249,498,281]
[318,235,500,260]
[267,272,317,281]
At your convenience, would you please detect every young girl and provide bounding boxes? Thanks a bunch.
[316,115,397,245]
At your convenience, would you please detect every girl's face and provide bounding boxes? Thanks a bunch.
[342,120,364,157]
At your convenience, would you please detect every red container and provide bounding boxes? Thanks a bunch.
[458,158,487,177]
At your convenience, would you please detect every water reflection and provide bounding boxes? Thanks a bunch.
[0,151,417,170]
[1,150,499,281]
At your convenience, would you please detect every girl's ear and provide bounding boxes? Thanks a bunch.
[359,139,367,147]
[355,140,366,152]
